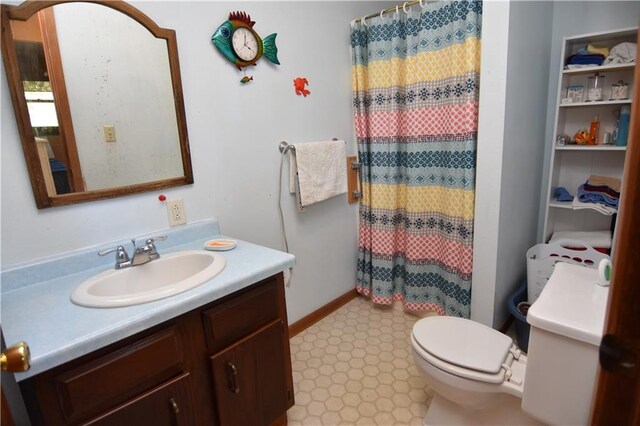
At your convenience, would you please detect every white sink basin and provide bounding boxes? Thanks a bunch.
[71,250,226,308]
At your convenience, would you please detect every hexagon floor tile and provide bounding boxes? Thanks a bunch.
[288,296,434,425]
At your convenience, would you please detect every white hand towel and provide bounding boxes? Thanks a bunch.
[289,140,347,211]
[571,198,616,216]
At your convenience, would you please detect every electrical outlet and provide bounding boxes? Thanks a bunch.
[103,125,116,142]
[166,198,186,227]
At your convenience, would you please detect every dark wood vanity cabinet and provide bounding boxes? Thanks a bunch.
[20,273,294,426]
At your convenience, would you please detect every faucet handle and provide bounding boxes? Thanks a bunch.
[145,236,166,261]
[98,245,125,256]
[98,246,131,269]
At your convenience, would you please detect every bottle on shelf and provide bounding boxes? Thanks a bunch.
[589,114,600,145]
[615,106,630,146]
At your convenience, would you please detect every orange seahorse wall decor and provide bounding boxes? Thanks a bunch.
[293,77,310,97]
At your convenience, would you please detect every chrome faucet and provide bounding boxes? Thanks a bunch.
[131,236,167,266]
[98,236,167,269]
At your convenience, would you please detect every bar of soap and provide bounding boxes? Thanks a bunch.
[204,239,237,251]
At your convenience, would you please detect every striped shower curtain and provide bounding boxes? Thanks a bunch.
[351,0,481,318]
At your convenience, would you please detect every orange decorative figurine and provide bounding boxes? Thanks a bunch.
[293,77,310,97]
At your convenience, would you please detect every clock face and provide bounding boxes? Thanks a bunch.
[232,27,259,62]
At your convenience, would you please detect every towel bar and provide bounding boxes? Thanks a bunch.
[279,141,295,154]
[278,138,340,155]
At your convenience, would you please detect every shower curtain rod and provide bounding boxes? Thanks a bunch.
[357,0,434,23]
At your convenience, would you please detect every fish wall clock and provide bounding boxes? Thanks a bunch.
[211,11,280,82]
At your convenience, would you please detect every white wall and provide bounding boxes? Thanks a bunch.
[494,0,554,328]
[471,0,511,326]
[472,0,554,327]
[537,1,640,240]
[55,2,183,190]
[1,1,394,324]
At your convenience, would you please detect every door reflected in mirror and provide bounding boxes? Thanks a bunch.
[2,1,193,208]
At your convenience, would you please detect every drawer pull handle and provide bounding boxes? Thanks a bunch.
[227,362,240,394]
[169,397,180,414]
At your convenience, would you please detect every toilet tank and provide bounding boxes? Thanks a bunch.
[521,262,609,425]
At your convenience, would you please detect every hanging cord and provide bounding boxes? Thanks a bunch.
[278,151,290,253]
[278,151,293,286]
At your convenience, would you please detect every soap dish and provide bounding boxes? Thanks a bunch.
[204,239,237,251]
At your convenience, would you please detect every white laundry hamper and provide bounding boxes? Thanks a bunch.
[526,239,610,303]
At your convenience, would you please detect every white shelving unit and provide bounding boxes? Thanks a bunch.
[559,99,631,108]
[542,27,637,243]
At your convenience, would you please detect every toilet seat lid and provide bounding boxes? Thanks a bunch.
[412,317,513,374]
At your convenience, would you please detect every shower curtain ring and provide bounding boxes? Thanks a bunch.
[419,0,425,7]
[403,2,410,13]
[361,15,367,25]
[395,5,399,16]
[380,9,386,20]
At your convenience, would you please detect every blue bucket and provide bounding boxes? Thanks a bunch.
[507,283,530,352]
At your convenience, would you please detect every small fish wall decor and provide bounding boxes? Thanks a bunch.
[211,11,280,75]
[293,77,310,97]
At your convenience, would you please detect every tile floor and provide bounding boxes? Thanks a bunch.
[287,296,434,426]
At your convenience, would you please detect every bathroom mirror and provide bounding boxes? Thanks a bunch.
[1,0,193,208]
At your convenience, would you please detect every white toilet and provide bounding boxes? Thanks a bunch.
[411,262,609,425]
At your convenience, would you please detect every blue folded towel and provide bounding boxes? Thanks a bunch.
[577,184,619,208]
[566,53,605,66]
[554,187,574,202]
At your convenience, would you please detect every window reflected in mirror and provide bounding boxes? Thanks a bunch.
[13,11,81,196]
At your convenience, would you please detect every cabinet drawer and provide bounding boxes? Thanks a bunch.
[53,326,184,423]
[84,372,196,426]
[202,277,281,352]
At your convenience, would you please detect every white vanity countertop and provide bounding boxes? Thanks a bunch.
[0,219,295,381]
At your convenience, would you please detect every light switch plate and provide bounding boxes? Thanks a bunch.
[103,125,116,142]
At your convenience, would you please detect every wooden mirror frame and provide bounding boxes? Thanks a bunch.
[1,0,193,208]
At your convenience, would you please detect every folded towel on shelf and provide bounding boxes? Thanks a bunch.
[289,140,347,211]
[578,184,619,208]
[553,187,574,202]
[587,43,610,57]
[603,42,637,65]
[565,64,597,70]
[549,230,612,249]
[565,53,605,66]
[571,198,617,215]
[587,175,621,192]
[583,183,620,198]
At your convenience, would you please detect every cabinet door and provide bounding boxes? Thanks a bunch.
[210,320,293,426]
[84,373,196,426]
